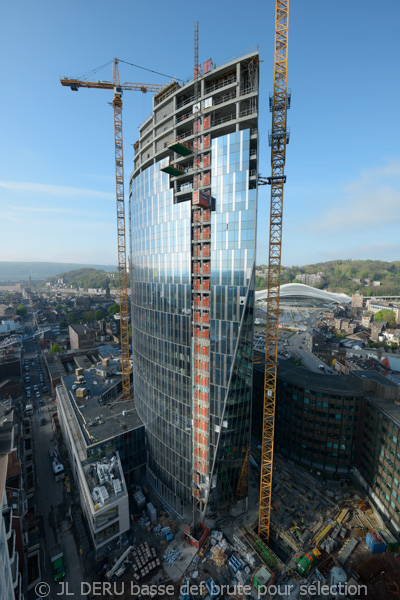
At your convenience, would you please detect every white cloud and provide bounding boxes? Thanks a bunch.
[0,180,114,200]
[306,159,400,233]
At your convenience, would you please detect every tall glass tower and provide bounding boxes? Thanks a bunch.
[130,50,259,517]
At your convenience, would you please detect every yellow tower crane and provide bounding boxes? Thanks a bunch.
[259,0,290,542]
[60,59,167,402]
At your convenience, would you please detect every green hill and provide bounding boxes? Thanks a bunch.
[39,268,118,290]
[0,261,116,282]
[257,260,400,295]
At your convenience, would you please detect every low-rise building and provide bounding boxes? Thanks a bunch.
[361,315,371,328]
[370,321,388,342]
[56,366,145,555]
[0,305,16,319]
[69,324,96,350]
[366,300,400,322]
[0,403,25,600]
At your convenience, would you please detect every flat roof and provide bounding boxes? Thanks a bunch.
[46,353,67,379]
[278,362,362,394]
[352,369,398,388]
[69,323,95,335]
[61,366,143,447]
[98,344,121,358]
[366,392,400,423]
[74,354,94,370]
[254,356,361,395]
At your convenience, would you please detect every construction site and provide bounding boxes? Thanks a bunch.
[89,452,399,600]
[56,1,400,599]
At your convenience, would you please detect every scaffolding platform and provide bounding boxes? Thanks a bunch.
[167,138,193,156]
[159,160,185,176]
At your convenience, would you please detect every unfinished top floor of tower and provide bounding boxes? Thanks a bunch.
[131,49,259,187]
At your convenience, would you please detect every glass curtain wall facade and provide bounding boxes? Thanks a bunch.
[131,54,258,517]
[131,167,192,513]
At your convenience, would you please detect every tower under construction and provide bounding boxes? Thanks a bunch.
[130,49,259,518]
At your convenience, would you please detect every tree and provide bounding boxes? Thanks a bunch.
[108,304,120,316]
[16,304,27,317]
[84,311,95,322]
[49,344,62,353]
[256,276,266,289]
[67,312,78,325]
[94,309,104,321]
[374,309,397,328]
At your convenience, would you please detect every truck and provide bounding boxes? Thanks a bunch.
[50,543,65,581]
[49,446,65,481]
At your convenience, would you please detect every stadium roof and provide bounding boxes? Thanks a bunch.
[255,283,351,305]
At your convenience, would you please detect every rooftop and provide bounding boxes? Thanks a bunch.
[69,323,95,335]
[61,366,143,447]
[274,360,362,395]
[45,352,68,380]
[83,452,127,510]
[98,344,120,358]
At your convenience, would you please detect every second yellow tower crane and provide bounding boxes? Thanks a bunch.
[259,0,291,542]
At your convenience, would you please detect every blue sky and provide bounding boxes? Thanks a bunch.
[1,0,399,268]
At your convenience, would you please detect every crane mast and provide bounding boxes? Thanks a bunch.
[259,0,290,542]
[60,61,166,402]
[112,59,130,402]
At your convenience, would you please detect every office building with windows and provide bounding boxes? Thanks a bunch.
[252,359,400,532]
[130,50,259,517]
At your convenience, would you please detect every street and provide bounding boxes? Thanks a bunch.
[23,335,87,599]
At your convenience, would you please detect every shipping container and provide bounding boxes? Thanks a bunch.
[366,532,386,554]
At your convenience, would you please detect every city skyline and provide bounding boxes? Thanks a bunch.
[1,0,399,265]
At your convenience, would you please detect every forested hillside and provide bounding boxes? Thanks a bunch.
[39,268,118,290]
[256,260,400,295]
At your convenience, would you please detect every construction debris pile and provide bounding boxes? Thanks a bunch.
[164,549,182,566]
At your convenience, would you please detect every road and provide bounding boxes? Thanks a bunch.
[285,331,333,373]
[23,335,87,599]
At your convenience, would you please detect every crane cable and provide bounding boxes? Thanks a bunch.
[74,59,184,83]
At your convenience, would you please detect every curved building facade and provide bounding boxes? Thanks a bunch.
[253,362,362,474]
[255,283,351,307]
[130,51,259,516]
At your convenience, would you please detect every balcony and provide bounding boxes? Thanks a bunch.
[3,506,12,539]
